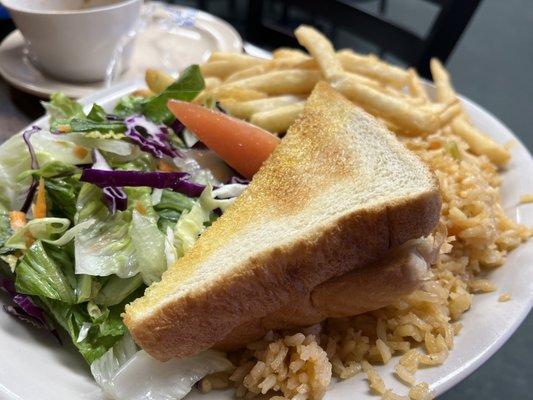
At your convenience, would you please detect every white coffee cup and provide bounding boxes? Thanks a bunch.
[1,0,142,82]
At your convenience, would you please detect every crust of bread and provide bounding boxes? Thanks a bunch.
[214,235,440,351]
[124,82,441,361]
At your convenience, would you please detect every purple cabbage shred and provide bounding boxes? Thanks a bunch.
[0,277,61,343]
[171,118,185,135]
[91,150,128,213]
[228,176,250,185]
[124,115,178,159]
[81,169,205,198]
[20,126,42,213]
[102,186,128,213]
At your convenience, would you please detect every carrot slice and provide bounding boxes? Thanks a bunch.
[167,100,280,179]
[73,145,89,160]
[9,211,27,231]
[158,159,177,172]
[33,177,47,219]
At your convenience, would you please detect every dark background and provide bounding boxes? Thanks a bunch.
[0,0,531,399]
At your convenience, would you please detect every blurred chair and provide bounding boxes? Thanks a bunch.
[246,0,482,77]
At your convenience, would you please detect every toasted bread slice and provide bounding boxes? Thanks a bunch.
[124,82,441,361]
[215,232,443,351]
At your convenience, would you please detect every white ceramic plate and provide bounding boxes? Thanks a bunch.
[0,80,532,400]
[0,4,242,98]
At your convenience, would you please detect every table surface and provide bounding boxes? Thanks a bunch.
[0,42,531,400]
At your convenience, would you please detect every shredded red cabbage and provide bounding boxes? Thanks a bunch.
[124,115,178,159]
[215,101,226,113]
[91,150,128,213]
[81,169,205,197]
[102,186,128,213]
[20,126,41,213]
[0,277,61,343]
[171,118,185,135]
[228,176,250,185]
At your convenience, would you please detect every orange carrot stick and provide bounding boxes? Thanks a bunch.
[33,177,47,219]
[9,211,27,231]
[158,159,177,172]
[167,100,280,179]
[73,145,89,160]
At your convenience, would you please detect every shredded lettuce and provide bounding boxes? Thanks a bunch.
[130,210,167,285]
[41,93,85,127]
[5,218,71,250]
[15,241,76,303]
[43,297,127,363]
[74,184,137,278]
[90,332,138,394]
[60,132,133,156]
[91,333,232,400]
[173,185,230,256]
[0,212,13,254]
[45,175,82,221]
[0,130,91,210]
[74,184,169,283]
[17,160,78,181]
[94,275,144,307]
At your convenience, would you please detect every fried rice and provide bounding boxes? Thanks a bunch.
[199,127,530,399]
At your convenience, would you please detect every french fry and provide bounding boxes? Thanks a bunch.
[438,100,462,127]
[224,64,271,83]
[226,59,317,84]
[214,69,321,96]
[272,47,309,60]
[407,68,430,102]
[250,101,306,133]
[429,58,456,103]
[220,95,304,120]
[131,88,154,98]
[208,52,265,63]
[295,25,344,82]
[338,49,408,88]
[451,117,510,166]
[346,72,424,105]
[204,77,222,90]
[270,57,318,70]
[200,58,267,79]
[145,68,174,94]
[333,74,439,135]
[196,87,268,104]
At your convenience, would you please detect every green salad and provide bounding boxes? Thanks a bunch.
[0,65,245,399]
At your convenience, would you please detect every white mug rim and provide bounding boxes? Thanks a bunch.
[0,0,141,15]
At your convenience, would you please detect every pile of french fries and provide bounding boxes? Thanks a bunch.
[143,25,509,166]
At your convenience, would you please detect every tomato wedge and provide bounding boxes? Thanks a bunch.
[167,100,280,179]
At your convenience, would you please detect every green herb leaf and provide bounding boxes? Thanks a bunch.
[70,119,126,133]
[87,104,108,122]
[113,95,146,118]
[142,65,205,123]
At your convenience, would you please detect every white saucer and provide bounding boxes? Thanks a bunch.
[0,4,242,98]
